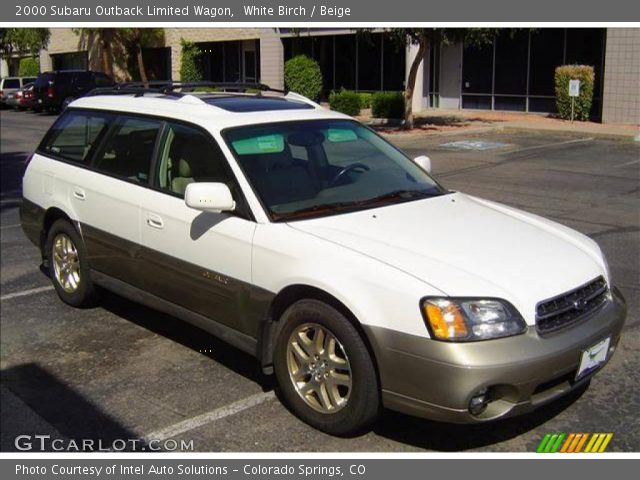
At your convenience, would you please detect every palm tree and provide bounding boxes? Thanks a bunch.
[121,29,164,84]
[73,28,118,78]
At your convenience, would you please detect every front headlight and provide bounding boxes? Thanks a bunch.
[421,298,527,342]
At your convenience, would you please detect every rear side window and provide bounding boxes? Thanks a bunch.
[35,73,53,88]
[3,79,20,88]
[93,116,161,184]
[94,73,113,87]
[23,77,37,85]
[74,72,91,85]
[40,110,112,163]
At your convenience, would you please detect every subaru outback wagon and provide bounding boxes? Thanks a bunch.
[20,84,626,435]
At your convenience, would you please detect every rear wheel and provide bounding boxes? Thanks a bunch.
[274,299,380,436]
[46,219,95,307]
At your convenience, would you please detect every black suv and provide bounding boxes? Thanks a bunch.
[33,70,113,112]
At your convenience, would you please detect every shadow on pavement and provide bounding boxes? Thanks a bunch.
[1,363,139,452]
[96,288,274,392]
[0,151,27,207]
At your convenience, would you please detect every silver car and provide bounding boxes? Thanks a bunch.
[0,76,37,107]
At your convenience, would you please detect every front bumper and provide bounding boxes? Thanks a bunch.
[364,287,627,423]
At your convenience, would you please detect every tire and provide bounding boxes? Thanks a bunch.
[45,219,95,307]
[274,299,380,436]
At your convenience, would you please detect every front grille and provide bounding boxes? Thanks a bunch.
[536,276,608,334]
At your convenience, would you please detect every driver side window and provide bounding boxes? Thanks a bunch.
[156,122,234,198]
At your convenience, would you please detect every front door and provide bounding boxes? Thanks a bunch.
[137,121,256,334]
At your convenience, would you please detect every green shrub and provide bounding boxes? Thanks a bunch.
[371,91,405,119]
[190,87,218,92]
[179,39,203,82]
[284,55,323,101]
[329,89,361,116]
[554,65,595,121]
[18,57,39,77]
[358,92,372,109]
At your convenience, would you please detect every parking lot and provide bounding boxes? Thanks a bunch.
[1,108,639,452]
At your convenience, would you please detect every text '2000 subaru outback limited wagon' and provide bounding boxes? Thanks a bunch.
[20,83,626,435]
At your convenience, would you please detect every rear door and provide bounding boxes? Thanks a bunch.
[70,113,162,288]
[137,121,258,335]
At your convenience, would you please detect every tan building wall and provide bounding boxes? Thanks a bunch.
[259,29,285,90]
[40,28,131,81]
[163,28,262,81]
[602,28,640,125]
[38,28,268,82]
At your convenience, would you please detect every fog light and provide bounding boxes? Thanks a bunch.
[469,388,490,416]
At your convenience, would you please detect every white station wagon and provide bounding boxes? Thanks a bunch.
[20,83,626,435]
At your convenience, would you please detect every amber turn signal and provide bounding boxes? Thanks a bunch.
[424,300,469,340]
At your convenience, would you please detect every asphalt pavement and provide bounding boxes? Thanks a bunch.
[1,108,638,452]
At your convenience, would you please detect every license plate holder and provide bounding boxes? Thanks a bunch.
[576,337,610,381]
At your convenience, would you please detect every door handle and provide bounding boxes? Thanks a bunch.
[146,213,164,229]
[72,187,86,200]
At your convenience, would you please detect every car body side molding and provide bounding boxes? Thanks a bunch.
[91,270,259,357]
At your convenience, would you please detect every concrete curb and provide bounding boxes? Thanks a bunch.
[377,121,638,140]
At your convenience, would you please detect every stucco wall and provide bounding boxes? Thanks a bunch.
[163,28,262,81]
[602,28,640,124]
[37,28,266,82]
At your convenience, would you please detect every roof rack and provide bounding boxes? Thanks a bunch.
[85,81,323,110]
[86,81,286,98]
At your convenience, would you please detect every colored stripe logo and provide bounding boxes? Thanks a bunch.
[536,433,613,453]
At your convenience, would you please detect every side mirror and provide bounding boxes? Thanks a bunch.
[413,155,432,173]
[184,183,235,213]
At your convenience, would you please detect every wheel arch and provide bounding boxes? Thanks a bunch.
[258,284,381,383]
[41,207,80,254]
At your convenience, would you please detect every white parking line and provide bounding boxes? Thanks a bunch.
[508,137,594,154]
[142,391,275,442]
[1,285,54,301]
[0,223,21,229]
[613,159,640,168]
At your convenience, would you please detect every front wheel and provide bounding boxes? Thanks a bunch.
[274,299,380,436]
[46,219,95,307]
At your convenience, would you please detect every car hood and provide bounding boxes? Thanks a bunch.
[288,192,606,325]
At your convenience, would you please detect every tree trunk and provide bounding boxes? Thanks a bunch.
[100,31,114,79]
[403,36,428,130]
[136,45,148,85]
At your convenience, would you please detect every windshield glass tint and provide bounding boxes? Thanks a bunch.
[224,120,444,220]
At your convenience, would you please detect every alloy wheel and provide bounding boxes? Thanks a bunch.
[52,233,81,293]
[286,323,352,414]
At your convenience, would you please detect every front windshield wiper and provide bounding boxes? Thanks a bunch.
[274,190,443,221]
[354,189,441,206]
[272,201,358,221]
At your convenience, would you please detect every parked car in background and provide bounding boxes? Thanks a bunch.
[33,70,114,112]
[5,82,35,110]
[0,76,37,107]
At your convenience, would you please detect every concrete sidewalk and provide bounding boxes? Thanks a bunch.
[359,108,640,140]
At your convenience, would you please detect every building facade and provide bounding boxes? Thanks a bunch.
[1,28,638,124]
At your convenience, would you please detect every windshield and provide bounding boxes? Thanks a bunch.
[224,120,446,221]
